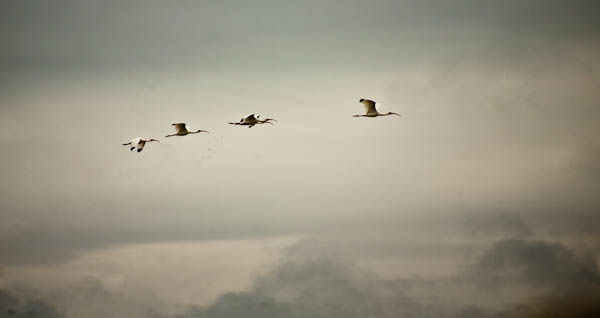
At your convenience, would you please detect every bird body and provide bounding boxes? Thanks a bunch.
[241,114,259,125]
[166,123,209,137]
[122,137,159,152]
[229,114,277,128]
[354,99,401,118]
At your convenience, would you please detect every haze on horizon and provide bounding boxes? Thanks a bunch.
[1,1,599,317]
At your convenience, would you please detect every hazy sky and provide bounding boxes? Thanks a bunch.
[1,1,600,317]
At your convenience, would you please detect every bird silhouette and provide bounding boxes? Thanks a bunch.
[165,123,209,137]
[228,114,277,128]
[122,137,159,152]
[354,99,401,118]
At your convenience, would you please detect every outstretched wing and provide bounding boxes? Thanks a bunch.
[360,99,378,115]
[243,114,257,124]
[172,123,187,134]
[136,139,146,151]
[131,137,143,145]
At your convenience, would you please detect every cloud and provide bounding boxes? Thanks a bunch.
[467,238,600,289]
[1,0,599,268]
[502,286,600,318]
[0,289,63,318]
[177,236,600,318]
[460,237,600,317]
[178,238,435,318]
[461,212,533,239]
[2,0,600,75]
[0,234,598,318]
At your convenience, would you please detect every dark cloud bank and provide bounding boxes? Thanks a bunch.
[0,290,63,318]
[171,237,600,318]
[2,233,598,317]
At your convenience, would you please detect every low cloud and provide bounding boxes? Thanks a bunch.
[178,238,436,318]
[177,236,600,318]
[467,237,600,288]
[0,289,63,318]
[502,286,600,318]
[0,234,598,317]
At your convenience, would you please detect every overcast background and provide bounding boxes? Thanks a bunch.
[1,1,599,317]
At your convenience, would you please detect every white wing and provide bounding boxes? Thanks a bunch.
[172,123,188,134]
[131,137,143,145]
[360,99,378,115]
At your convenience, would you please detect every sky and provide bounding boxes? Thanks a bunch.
[1,0,600,317]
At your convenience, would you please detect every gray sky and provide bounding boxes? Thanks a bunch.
[1,1,599,317]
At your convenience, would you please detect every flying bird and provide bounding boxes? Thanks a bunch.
[354,99,401,118]
[228,114,277,128]
[122,137,159,152]
[166,123,209,137]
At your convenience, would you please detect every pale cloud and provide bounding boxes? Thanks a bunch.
[0,238,292,317]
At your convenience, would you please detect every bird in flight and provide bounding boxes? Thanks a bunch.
[122,137,159,152]
[354,99,401,118]
[166,123,209,137]
[228,114,277,128]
